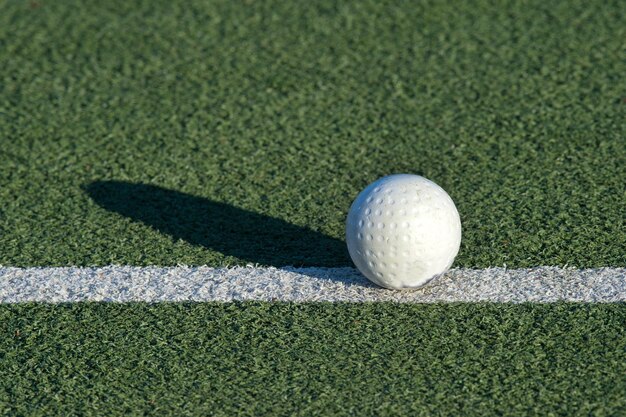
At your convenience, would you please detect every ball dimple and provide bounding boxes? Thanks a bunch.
[357,233,363,240]
[377,222,384,229]
[399,209,407,215]
[367,221,374,228]
[376,198,383,204]
[358,220,364,227]
[375,209,382,216]
[365,208,371,215]
[376,235,384,242]
[367,234,373,241]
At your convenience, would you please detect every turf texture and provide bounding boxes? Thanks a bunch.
[0,0,625,268]
[1,1,625,415]
[1,303,625,416]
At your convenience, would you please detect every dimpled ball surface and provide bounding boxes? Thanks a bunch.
[346,174,461,290]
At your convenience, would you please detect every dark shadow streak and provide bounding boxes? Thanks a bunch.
[85,181,351,268]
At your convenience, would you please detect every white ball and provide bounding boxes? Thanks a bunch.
[346,174,461,289]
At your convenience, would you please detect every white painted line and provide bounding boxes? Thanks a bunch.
[0,266,624,303]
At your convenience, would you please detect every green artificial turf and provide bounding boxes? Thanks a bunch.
[1,2,625,415]
[0,303,624,416]
[0,0,624,267]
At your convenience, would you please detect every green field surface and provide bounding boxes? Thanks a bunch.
[1,0,625,415]
[1,303,625,416]
[1,0,624,268]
